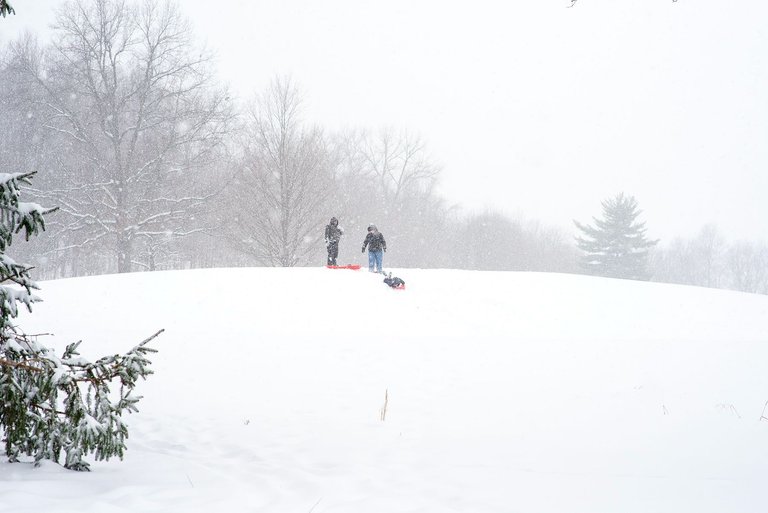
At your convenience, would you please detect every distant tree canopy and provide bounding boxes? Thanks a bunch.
[227,76,332,267]
[0,1,14,18]
[651,224,768,295]
[5,0,232,273]
[0,0,659,280]
[575,193,658,281]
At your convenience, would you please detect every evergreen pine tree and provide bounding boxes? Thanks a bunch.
[0,171,161,471]
[574,193,658,280]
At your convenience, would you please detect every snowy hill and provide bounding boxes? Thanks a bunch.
[3,267,768,513]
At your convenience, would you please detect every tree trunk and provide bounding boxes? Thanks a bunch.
[117,238,132,273]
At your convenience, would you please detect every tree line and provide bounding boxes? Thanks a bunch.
[573,193,768,295]
[0,0,764,296]
[0,0,577,279]
[652,225,768,295]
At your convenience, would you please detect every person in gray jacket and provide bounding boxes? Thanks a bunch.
[361,224,386,273]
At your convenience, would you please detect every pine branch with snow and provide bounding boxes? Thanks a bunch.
[0,170,161,470]
[0,1,13,17]
[1,330,161,470]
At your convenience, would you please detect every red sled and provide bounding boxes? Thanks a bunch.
[326,264,361,270]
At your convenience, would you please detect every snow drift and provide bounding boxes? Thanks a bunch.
[3,267,768,513]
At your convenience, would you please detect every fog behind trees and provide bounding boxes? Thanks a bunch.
[1,0,765,295]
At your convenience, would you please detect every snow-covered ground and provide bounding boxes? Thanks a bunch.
[2,267,768,513]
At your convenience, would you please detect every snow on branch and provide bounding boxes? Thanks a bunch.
[0,330,163,470]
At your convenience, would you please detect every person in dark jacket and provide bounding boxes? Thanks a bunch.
[324,217,344,266]
[383,272,405,289]
[361,224,386,273]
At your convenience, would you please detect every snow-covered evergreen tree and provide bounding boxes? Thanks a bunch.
[574,193,658,280]
[0,171,160,471]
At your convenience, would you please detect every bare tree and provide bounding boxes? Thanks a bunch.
[690,224,725,288]
[655,224,726,288]
[227,77,333,267]
[446,210,576,272]
[10,0,231,273]
[651,237,696,286]
[359,128,440,209]
[327,128,444,266]
[727,241,768,294]
[651,225,768,296]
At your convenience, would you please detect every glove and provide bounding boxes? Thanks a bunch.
[361,248,365,253]
[383,248,387,252]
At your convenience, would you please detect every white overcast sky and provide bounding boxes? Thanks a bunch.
[2,0,766,242]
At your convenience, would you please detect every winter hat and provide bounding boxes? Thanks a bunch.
[330,217,338,225]
[368,224,377,232]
